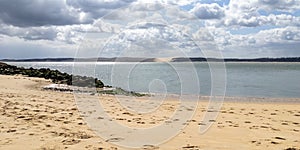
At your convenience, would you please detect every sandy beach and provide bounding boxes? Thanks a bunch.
[0,74,299,150]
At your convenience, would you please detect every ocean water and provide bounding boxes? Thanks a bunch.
[7,62,300,98]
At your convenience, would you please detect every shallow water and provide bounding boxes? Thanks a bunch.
[7,62,300,98]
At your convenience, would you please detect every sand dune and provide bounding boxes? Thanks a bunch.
[0,75,299,149]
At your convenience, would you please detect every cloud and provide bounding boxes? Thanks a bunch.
[66,0,136,19]
[255,26,300,42]
[130,1,164,11]
[0,24,58,41]
[135,0,196,6]
[187,24,300,58]
[0,35,76,59]
[200,0,300,28]
[190,3,225,19]
[262,14,300,27]
[0,0,300,59]
[0,23,98,44]
[98,22,202,57]
[257,0,300,12]
[0,0,90,27]
[210,26,300,57]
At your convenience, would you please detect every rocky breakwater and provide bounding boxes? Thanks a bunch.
[0,62,104,88]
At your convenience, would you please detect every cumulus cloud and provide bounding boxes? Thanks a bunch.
[192,28,215,41]
[200,0,300,28]
[210,26,300,57]
[255,26,300,42]
[190,3,225,19]
[99,22,202,57]
[263,14,300,27]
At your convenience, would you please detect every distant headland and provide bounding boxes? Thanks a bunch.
[1,57,300,62]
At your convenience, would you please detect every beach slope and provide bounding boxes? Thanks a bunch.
[0,75,299,149]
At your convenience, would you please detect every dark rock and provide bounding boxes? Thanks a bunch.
[0,62,104,88]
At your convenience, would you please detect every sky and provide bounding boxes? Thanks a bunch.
[0,0,299,59]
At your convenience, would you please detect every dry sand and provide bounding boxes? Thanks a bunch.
[0,75,299,150]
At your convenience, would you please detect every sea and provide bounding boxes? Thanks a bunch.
[7,62,300,98]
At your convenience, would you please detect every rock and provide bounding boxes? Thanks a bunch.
[0,62,9,67]
[0,62,105,88]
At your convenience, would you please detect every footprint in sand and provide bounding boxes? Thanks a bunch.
[6,129,17,133]
[182,145,200,150]
[274,136,286,140]
[251,140,261,146]
[198,122,206,126]
[284,148,300,150]
[142,145,159,150]
[105,137,124,142]
[292,129,299,132]
[271,127,280,131]
[260,125,269,129]
[271,141,280,144]
[62,138,81,145]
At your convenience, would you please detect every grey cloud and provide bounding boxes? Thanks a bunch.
[222,41,300,58]
[66,0,136,19]
[130,2,164,11]
[219,26,300,58]
[220,13,300,28]
[0,38,76,59]
[281,30,299,41]
[220,16,261,27]
[99,22,200,57]
[257,0,300,12]
[0,24,89,44]
[207,0,300,28]
[248,38,256,44]
[256,27,300,43]
[0,0,89,27]
[262,41,300,57]
[193,28,215,41]
[0,25,58,41]
[265,41,300,50]
[21,28,58,41]
[191,3,225,19]
[265,14,300,27]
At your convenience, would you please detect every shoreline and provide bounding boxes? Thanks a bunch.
[4,61,300,99]
[42,82,300,104]
[6,61,300,64]
[2,56,300,63]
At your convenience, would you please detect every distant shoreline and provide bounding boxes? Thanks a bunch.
[1,57,300,62]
